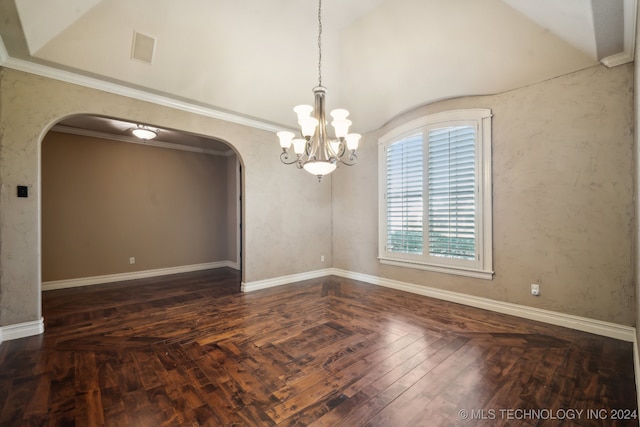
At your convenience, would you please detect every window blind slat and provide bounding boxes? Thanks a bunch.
[386,134,424,254]
[384,125,478,260]
[427,126,476,260]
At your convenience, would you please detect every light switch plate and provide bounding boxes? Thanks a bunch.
[17,186,28,198]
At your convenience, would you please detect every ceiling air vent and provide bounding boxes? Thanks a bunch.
[131,31,155,64]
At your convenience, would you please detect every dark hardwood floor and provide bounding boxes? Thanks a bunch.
[0,268,637,426]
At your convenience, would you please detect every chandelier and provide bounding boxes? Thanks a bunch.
[277,0,361,181]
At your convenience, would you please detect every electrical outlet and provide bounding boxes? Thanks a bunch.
[531,283,540,296]
[321,255,325,262]
[130,257,136,265]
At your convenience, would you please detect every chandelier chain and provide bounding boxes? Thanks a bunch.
[318,0,322,87]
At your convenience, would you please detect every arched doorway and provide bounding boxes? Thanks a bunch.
[40,114,243,291]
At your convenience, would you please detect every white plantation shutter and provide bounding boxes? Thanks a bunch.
[378,109,493,279]
[427,126,476,260]
[386,134,423,254]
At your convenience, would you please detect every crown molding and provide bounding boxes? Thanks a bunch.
[601,0,637,68]
[0,36,8,64]
[52,124,234,157]
[601,51,635,68]
[0,44,283,134]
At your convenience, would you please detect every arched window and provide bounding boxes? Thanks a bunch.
[378,109,493,279]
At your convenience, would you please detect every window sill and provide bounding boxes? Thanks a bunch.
[379,257,494,280]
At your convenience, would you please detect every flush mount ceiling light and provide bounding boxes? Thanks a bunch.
[277,0,361,182]
[131,125,158,140]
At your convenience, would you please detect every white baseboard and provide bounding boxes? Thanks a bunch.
[42,261,238,291]
[0,317,44,342]
[329,269,636,342]
[242,269,333,292]
[242,267,636,343]
[32,264,640,345]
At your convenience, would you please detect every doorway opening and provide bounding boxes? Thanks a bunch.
[40,114,244,291]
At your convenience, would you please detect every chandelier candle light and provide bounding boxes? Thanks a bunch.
[277,0,361,181]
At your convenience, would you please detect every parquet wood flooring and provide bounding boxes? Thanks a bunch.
[0,268,637,426]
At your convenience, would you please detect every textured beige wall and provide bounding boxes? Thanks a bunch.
[1,63,632,328]
[226,155,238,265]
[635,4,640,347]
[332,64,635,325]
[41,131,232,281]
[0,68,332,326]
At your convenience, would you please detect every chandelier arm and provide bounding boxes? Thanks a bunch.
[338,152,358,166]
[280,151,300,165]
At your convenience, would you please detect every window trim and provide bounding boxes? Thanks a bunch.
[378,109,494,280]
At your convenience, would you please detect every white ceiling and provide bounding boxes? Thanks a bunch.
[0,0,632,136]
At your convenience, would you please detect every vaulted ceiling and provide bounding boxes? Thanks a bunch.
[0,0,634,135]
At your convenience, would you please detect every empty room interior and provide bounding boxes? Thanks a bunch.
[1,0,640,425]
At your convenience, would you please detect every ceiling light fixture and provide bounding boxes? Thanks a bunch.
[277,0,361,181]
[131,125,158,140]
